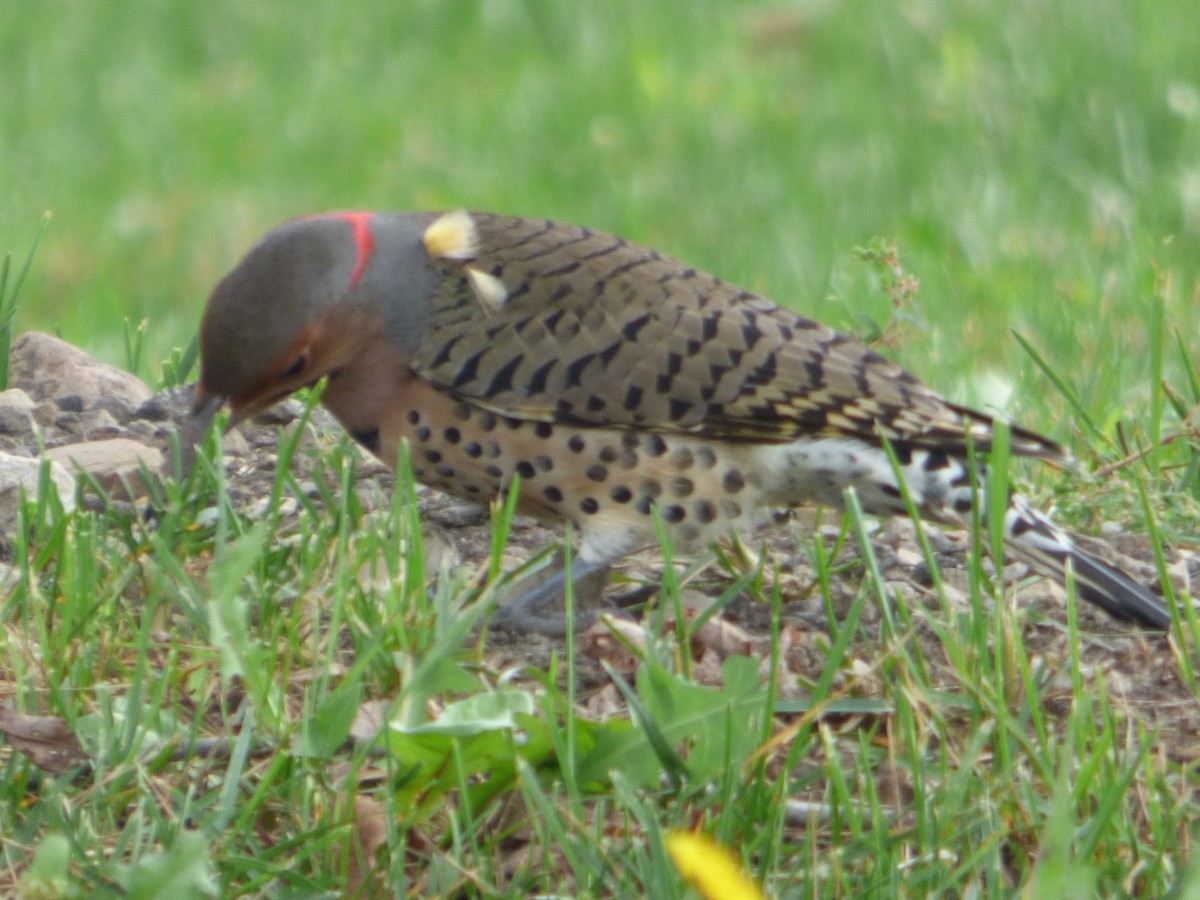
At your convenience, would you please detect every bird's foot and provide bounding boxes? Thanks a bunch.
[488,550,613,636]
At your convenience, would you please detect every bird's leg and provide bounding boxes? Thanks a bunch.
[489,548,613,636]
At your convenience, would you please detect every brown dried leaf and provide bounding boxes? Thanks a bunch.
[691,647,726,686]
[0,707,89,774]
[349,700,390,745]
[344,795,389,899]
[579,615,644,676]
[690,616,756,661]
[580,683,625,719]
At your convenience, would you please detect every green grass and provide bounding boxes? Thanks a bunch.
[2,0,1200,896]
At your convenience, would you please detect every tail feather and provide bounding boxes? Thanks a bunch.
[1004,500,1172,629]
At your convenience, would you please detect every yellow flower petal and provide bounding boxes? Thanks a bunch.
[665,830,764,900]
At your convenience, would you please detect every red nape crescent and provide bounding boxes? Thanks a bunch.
[311,211,376,288]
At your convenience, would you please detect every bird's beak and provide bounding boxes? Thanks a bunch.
[179,384,228,479]
[189,386,225,426]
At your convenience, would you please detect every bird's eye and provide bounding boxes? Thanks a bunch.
[282,355,308,379]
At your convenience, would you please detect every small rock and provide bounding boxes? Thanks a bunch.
[43,438,164,500]
[254,399,307,426]
[222,428,251,457]
[124,420,159,444]
[910,560,935,587]
[32,402,60,428]
[96,394,136,424]
[9,332,152,410]
[427,499,489,528]
[55,393,85,413]
[135,385,197,422]
[78,409,120,440]
[0,389,36,436]
[0,450,76,530]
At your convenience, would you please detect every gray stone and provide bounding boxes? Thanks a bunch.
[253,398,307,426]
[32,402,59,428]
[96,393,136,423]
[0,450,76,530]
[55,393,85,412]
[76,408,121,440]
[124,420,159,444]
[44,438,165,500]
[0,389,36,436]
[9,332,152,410]
[136,385,196,422]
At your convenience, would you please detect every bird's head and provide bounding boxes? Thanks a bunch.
[189,210,452,434]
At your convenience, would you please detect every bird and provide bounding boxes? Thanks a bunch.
[188,209,1174,631]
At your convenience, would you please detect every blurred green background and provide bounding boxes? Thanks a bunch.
[2,0,1197,443]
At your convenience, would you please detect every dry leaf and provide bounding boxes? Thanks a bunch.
[344,795,389,898]
[0,707,89,774]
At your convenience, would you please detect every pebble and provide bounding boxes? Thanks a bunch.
[0,449,76,530]
[44,438,165,501]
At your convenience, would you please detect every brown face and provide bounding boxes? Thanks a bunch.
[200,323,322,425]
[184,210,439,472]
[195,306,385,416]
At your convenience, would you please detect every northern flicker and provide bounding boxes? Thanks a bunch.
[190,210,1173,631]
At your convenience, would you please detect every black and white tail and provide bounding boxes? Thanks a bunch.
[1002,499,1172,629]
[764,435,1172,628]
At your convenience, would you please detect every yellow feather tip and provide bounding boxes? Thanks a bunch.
[665,831,764,900]
[423,209,479,260]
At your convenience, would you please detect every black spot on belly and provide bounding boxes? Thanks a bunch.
[670,448,694,470]
[663,505,686,523]
[670,477,694,497]
[351,427,381,454]
[645,435,668,457]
